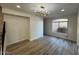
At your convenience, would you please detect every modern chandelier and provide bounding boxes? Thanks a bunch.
[35,6,48,17]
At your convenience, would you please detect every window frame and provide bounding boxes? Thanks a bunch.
[52,19,68,34]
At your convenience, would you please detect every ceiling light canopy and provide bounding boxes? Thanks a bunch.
[16,5,21,8]
[61,9,64,12]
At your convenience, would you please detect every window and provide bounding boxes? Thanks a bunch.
[52,19,68,33]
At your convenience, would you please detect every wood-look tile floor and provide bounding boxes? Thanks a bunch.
[6,36,78,55]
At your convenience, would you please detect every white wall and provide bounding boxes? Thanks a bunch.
[4,14,30,45]
[2,8,43,45]
[2,8,31,17]
[77,9,79,46]
[30,15,43,41]
[44,14,77,41]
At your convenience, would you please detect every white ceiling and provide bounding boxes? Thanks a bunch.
[0,3,79,18]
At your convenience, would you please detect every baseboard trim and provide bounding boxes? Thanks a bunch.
[30,35,43,41]
[44,34,76,43]
[6,39,30,48]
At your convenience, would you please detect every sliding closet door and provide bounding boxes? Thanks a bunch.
[3,14,30,54]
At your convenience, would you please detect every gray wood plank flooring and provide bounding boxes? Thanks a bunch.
[6,36,78,55]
